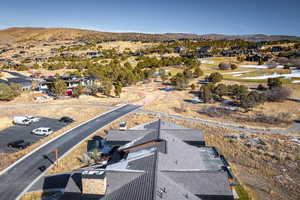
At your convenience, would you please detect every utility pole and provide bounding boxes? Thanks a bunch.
[53,148,59,170]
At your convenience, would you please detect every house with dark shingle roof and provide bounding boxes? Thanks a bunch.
[28,119,234,200]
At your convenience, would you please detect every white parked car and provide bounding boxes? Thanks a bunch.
[26,116,40,123]
[31,127,53,136]
[13,116,32,126]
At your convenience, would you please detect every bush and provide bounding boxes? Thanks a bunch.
[174,103,188,113]
[267,78,282,89]
[15,65,30,71]
[213,84,228,99]
[193,67,203,78]
[99,80,113,96]
[231,64,238,70]
[258,60,264,65]
[170,73,189,90]
[227,84,248,101]
[218,62,231,70]
[72,85,85,98]
[183,69,193,79]
[240,91,266,111]
[190,83,196,90]
[86,85,99,96]
[265,87,291,102]
[0,83,16,101]
[200,83,214,103]
[9,83,22,97]
[114,82,122,97]
[199,106,233,118]
[208,72,223,83]
[254,112,292,125]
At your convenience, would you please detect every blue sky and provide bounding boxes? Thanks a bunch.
[0,0,300,36]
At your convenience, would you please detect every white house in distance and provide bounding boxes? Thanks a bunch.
[38,75,95,93]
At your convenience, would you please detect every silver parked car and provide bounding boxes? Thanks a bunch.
[31,127,53,136]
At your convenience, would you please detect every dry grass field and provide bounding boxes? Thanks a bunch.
[143,82,300,129]
[100,41,155,51]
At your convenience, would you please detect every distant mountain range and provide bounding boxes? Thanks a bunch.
[0,27,299,45]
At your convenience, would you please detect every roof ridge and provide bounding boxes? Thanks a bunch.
[160,169,227,173]
[152,150,159,200]
[157,119,161,139]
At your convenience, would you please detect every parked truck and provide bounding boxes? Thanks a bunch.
[13,116,32,126]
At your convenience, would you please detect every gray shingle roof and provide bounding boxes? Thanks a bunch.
[155,172,202,200]
[102,152,157,200]
[101,119,232,200]
[105,171,144,194]
[162,171,233,196]
[32,120,233,200]
[158,134,224,171]
[132,119,190,130]
[118,129,159,151]
[106,130,151,142]
[108,120,204,151]
[160,129,204,142]
[64,173,82,193]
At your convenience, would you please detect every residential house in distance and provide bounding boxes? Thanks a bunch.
[196,46,211,53]
[35,57,46,63]
[131,51,143,56]
[0,77,32,91]
[271,46,287,52]
[245,54,271,62]
[86,51,103,58]
[60,52,74,58]
[174,46,186,53]
[0,70,33,91]
[38,75,95,94]
[28,120,235,200]
[8,78,32,91]
[196,46,213,58]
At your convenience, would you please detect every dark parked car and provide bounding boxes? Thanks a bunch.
[7,140,31,149]
[59,116,74,123]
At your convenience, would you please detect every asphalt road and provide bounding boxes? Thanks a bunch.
[0,117,70,153]
[0,104,140,200]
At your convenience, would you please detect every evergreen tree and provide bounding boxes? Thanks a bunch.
[208,72,223,83]
[193,67,203,78]
[51,79,67,97]
[213,84,228,99]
